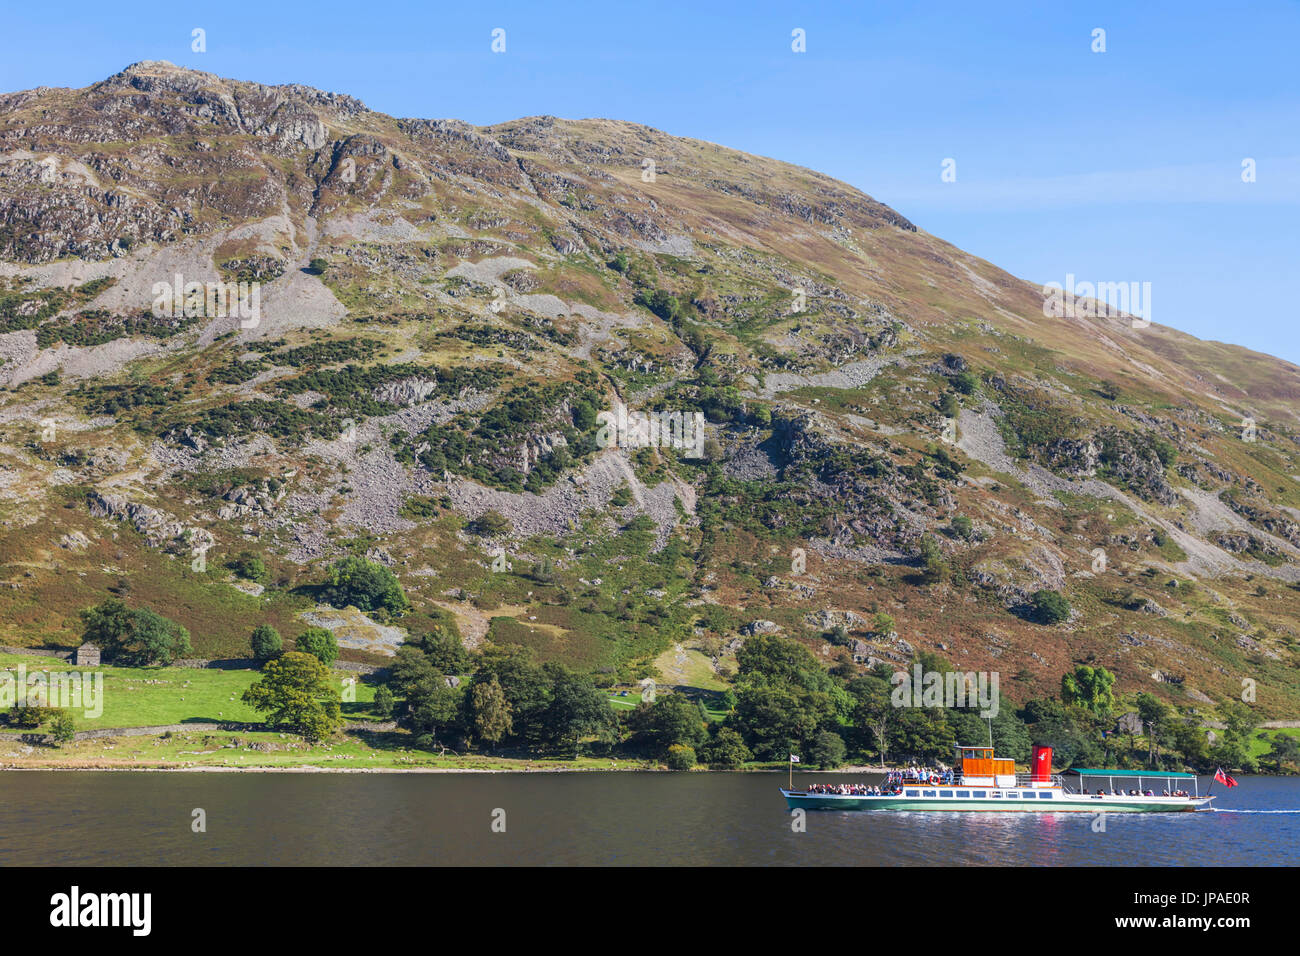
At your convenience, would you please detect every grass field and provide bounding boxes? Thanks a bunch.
[0,653,379,729]
[0,728,660,771]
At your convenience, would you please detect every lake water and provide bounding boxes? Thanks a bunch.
[1,771,1297,866]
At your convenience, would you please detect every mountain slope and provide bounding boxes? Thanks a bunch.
[1,61,1298,720]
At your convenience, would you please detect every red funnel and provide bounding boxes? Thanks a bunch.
[1031,745,1053,782]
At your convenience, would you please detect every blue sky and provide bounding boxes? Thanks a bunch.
[5,0,1299,363]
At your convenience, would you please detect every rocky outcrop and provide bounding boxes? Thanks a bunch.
[373,376,438,407]
[217,482,286,521]
[86,490,186,548]
[1094,427,1178,505]
[1043,437,1099,477]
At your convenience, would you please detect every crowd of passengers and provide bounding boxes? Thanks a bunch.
[887,767,955,785]
[804,766,955,795]
[804,783,897,796]
[1082,787,1191,798]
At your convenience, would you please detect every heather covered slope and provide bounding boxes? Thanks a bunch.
[1,61,1298,725]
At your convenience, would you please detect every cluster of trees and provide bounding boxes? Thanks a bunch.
[80,598,191,666]
[384,630,616,757]
[322,556,410,619]
[68,593,1290,774]
[658,635,1279,774]
[232,619,1289,773]
[0,704,77,744]
[248,624,337,665]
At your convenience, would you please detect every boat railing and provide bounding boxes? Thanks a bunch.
[943,772,1072,789]
[890,772,1075,790]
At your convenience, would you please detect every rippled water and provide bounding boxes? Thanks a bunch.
[0,771,1296,866]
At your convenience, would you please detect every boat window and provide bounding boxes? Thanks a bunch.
[922,790,937,798]
[990,791,1002,798]
[905,790,919,797]
[1005,792,1019,798]
[938,790,953,797]
[1039,792,1053,799]
[972,791,986,798]
[956,791,970,798]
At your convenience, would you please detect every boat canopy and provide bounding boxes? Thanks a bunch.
[1068,769,1196,779]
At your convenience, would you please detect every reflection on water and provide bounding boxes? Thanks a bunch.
[0,771,1296,866]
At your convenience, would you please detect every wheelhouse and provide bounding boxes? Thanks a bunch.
[956,745,1018,787]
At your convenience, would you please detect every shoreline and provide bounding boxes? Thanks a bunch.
[0,762,896,774]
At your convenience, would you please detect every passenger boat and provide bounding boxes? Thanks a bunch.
[781,745,1214,812]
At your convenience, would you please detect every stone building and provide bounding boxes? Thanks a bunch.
[74,643,101,666]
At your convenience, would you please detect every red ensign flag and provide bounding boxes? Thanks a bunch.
[1214,767,1239,787]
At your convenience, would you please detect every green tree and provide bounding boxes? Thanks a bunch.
[372,684,395,719]
[638,288,682,322]
[403,673,464,751]
[1218,700,1260,746]
[847,674,894,761]
[732,685,820,761]
[403,620,468,674]
[1135,693,1174,767]
[388,644,438,695]
[888,707,958,763]
[229,551,270,585]
[49,710,77,746]
[468,510,511,537]
[736,633,835,694]
[242,652,342,741]
[296,627,338,666]
[808,730,847,769]
[952,370,979,395]
[469,676,514,750]
[1169,717,1210,769]
[637,693,707,756]
[665,744,697,770]
[990,699,1034,762]
[1208,736,1256,774]
[950,515,974,541]
[1060,665,1116,717]
[1020,697,1106,768]
[543,667,615,757]
[917,535,947,583]
[699,727,752,769]
[80,598,192,666]
[6,706,49,729]
[475,647,553,747]
[1263,732,1300,772]
[322,556,410,617]
[1031,590,1071,625]
[250,624,282,661]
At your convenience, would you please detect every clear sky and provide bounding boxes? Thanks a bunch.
[4,0,1298,363]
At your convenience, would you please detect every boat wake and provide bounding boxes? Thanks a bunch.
[1210,808,1300,813]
